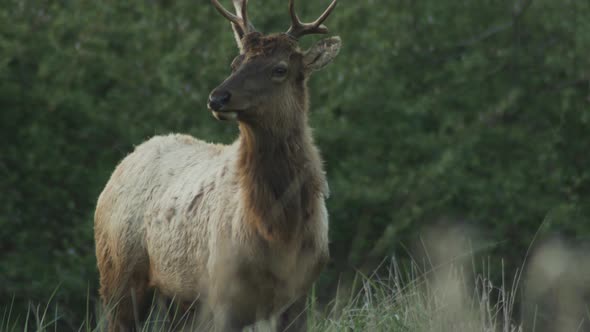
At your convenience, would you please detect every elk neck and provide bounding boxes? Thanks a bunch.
[236,95,324,243]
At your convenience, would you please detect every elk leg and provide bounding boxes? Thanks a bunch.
[277,296,307,332]
[162,297,203,331]
[213,305,245,332]
[99,259,152,332]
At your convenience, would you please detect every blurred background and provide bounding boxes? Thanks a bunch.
[1,0,589,330]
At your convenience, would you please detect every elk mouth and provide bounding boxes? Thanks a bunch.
[212,110,239,121]
[208,92,243,121]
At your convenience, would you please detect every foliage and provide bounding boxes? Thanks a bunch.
[1,0,589,325]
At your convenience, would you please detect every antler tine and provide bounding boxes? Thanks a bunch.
[308,0,338,30]
[212,0,241,26]
[211,0,256,35]
[287,0,299,29]
[238,0,249,30]
[286,0,338,39]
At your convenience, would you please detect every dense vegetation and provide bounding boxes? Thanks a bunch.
[1,0,589,328]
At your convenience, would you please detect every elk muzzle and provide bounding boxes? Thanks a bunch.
[208,90,232,112]
[208,89,239,121]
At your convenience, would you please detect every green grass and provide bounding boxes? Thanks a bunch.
[1,258,523,332]
[308,259,521,332]
[7,231,590,332]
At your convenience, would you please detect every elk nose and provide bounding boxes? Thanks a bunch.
[208,90,231,111]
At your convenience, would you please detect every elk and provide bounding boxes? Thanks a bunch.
[94,0,341,330]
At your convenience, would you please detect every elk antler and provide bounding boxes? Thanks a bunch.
[286,0,338,39]
[211,0,257,37]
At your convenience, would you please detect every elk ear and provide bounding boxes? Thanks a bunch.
[303,36,341,72]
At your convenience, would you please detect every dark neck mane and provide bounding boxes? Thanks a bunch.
[237,110,325,243]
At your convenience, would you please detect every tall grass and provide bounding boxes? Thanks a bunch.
[4,231,590,331]
[1,260,522,332]
[307,257,521,332]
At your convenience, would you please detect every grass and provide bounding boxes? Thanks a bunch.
[1,258,523,332]
[4,232,590,331]
[308,258,521,332]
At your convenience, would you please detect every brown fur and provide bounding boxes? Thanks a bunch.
[237,111,325,243]
[243,33,298,57]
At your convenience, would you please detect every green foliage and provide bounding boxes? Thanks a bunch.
[1,0,589,325]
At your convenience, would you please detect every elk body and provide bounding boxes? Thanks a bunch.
[94,0,341,331]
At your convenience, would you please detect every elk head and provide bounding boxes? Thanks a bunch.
[208,0,341,126]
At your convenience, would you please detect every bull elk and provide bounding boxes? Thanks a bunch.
[94,0,341,330]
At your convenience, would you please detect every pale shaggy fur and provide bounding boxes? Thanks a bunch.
[94,133,329,329]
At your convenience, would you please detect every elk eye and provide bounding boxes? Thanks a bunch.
[272,66,288,77]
